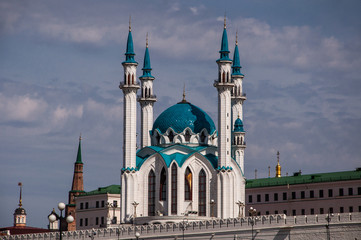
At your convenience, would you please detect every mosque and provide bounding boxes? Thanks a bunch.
[119,18,247,224]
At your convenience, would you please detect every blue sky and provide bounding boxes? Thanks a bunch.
[1,0,361,228]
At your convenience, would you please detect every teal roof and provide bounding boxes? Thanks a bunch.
[218,28,231,61]
[246,169,361,189]
[232,44,244,76]
[123,30,137,64]
[80,185,120,196]
[136,145,218,169]
[140,46,154,78]
[75,139,82,164]
[152,102,216,135]
[233,118,245,132]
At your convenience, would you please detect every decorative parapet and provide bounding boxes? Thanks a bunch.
[3,212,361,240]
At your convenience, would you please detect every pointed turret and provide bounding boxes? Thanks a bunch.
[140,34,153,78]
[123,17,137,64]
[218,17,231,61]
[66,136,85,231]
[232,33,243,76]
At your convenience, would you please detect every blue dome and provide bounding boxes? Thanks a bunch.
[234,118,245,132]
[152,102,216,135]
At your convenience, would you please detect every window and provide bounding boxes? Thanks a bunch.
[185,167,192,200]
[85,202,89,209]
[112,217,117,224]
[265,194,269,202]
[301,209,305,215]
[283,192,287,200]
[148,170,156,216]
[171,164,177,214]
[96,217,99,225]
[257,194,261,202]
[198,169,207,216]
[101,200,105,208]
[101,217,104,225]
[310,190,314,198]
[359,206,361,212]
[292,192,296,199]
[248,195,253,203]
[80,219,83,227]
[283,210,287,215]
[328,189,333,197]
[266,211,269,215]
[329,207,333,214]
[275,210,279,214]
[339,188,344,196]
[340,207,344,213]
[292,210,296,216]
[349,206,353,213]
[160,168,167,201]
[113,200,118,208]
[320,208,324,214]
[319,189,324,198]
[274,193,278,201]
[348,188,353,196]
[358,187,361,195]
[168,131,174,142]
[301,191,305,199]
[185,130,191,142]
[311,208,314,215]
[85,218,88,226]
[96,201,99,208]
[80,203,84,209]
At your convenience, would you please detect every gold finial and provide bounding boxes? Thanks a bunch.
[18,182,23,207]
[224,12,227,29]
[236,31,238,45]
[79,133,82,141]
[182,83,186,102]
[146,32,149,48]
[276,151,281,178]
[129,15,131,32]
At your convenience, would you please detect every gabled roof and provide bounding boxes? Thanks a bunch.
[246,169,361,189]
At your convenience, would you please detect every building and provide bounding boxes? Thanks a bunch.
[245,154,361,216]
[120,17,246,224]
[75,185,121,230]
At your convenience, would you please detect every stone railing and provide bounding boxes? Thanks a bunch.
[2,212,360,240]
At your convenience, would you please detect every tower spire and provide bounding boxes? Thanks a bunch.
[129,15,131,32]
[232,35,243,76]
[18,182,22,207]
[224,12,227,29]
[124,16,136,64]
[218,15,231,61]
[140,34,153,78]
[276,151,281,177]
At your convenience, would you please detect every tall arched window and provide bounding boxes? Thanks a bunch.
[200,131,206,143]
[199,169,206,216]
[168,131,174,143]
[132,74,135,84]
[148,170,156,216]
[171,164,177,214]
[185,130,191,142]
[160,168,167,201]
[185,167,192,201]
[222,72,225,83]
[227,72,229,82]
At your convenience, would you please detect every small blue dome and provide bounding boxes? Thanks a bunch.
[234,118,245,132]
[152,102,216,135]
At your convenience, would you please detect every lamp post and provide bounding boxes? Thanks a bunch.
[131,201,139,225]
[235,201,244,218]
[326,209,334,240]
[181,218,188,240]
[210,199,216,218]
[248,207,257,240]
[48,202,74,240]
[135,231,140,240]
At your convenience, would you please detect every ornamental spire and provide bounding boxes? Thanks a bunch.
[276,151,281,177]
[75,135,82,164]
[140,33,153,78]
[124,17,137,64]
[232,34,243,76]
[18,182,23,207]
[129,15,131,32]
[218,15,231,61]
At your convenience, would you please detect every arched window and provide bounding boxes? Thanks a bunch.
[132,74,135,84]
[185,167,192,201]
[148,88,151,97]
[218,72,221,82]
[200,131,206,143]
[199,169,206,216]
[171,164,177,214]
[148,170,156,216]
[227,72,229,82]
[185,130,191,142]
[160,168,167,201]
[155,133,160,145]
[127,73,130,85]
[168,131,174,143]
[222,72,225,83]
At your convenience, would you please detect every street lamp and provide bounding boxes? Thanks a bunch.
[135,231,140,240]
[325,209,334,240]
[48,202,74,240]
[248,207,257,240]
[210,199,216,218]
[235,201,245,218]
[181,218,189,240]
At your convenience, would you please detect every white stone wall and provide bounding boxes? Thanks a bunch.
[140,102,153,148]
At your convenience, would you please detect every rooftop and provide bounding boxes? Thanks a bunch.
[80,185,120,196]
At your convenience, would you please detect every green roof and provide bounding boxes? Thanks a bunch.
[80,185,120,196]
[246,169,361,189]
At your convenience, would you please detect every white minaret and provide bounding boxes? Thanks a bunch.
[138,34,156,148]
[214,18,234,168]
[232,117,246,174]
[214,18,235,219]
[120,20,140,222]
[231,32,246,126]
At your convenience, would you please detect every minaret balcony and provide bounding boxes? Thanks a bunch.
[137,95,157,102]
[119,82,141,90]
[232,141,246,148]
[231,92,247,100]
[213,80,234,88]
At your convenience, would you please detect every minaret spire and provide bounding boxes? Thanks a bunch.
[18,182,23,207]
[129,15,131,32]
[276,151,282,177]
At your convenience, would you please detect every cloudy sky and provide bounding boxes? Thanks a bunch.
[1,0,361,228]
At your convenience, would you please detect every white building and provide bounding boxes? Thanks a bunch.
[75,185,121,230]
[120,18,247,224]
